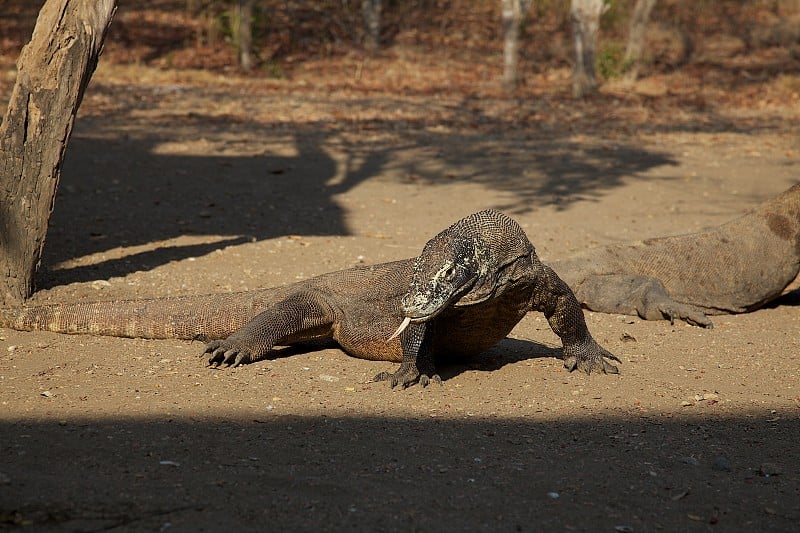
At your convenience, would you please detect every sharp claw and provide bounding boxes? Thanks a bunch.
[372,371,390,382]
[221,349,235,364]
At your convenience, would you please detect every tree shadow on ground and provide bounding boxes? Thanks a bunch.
[1,414,798,530]
[39,69,798,287]
[41,104,678,288]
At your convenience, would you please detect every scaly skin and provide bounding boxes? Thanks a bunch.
[371,210,619,387]
[0,211,619,388]
[548,184,800,328]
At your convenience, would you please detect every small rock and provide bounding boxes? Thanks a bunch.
[40,391,53,398]
[712,456,732,472]
[695,392,720,401]
[318,374,339,382]
[546,492,559,499]
[614,526,634,533]
[680,456,699,466]
[91,280,112,290]
[670,489,690,501]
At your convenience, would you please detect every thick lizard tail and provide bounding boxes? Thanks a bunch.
[0,291,273,340]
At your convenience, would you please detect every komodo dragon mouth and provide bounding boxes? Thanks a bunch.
[387,259,482,340]
[386,278,479,340]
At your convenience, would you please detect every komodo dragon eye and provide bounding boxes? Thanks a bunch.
[436,263,458,282]
[443,265,456,280]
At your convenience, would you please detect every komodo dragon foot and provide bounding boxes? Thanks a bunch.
[203,337,259,368]
[652,300,714,329]
[562,338,621,375]
[373,361,442,389]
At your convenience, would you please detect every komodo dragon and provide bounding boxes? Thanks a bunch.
[0,210,619,388]
[547,183,800,328]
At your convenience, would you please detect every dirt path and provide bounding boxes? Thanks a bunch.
[1,59,799,530]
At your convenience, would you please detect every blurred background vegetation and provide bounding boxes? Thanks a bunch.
[1,0,799,82]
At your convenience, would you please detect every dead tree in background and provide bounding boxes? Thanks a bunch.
[623,0,657,81]
[502,0,533,90]
[0,0,117,304]
[236,0,255,70]
[570,0,605,97]
[362,0,382,51]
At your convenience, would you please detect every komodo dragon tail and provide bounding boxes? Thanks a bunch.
[0,290,273,341]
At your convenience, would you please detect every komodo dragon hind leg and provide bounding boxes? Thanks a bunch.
[204,293,335,367]
[372,322,441,388]
[574,274,714,329]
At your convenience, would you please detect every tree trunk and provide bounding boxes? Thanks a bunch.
[362,0,382,52]
[0,0,117,305]
[623,0,657,82]
[236,0,255,70]
[570,0,604,98]
[501,0,533,90]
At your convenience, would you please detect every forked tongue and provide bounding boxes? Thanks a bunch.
[387,316,411,341]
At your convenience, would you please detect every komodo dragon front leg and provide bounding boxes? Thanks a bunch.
[373,321,440,388]
[531,264,621,374]
[204,291,337,367]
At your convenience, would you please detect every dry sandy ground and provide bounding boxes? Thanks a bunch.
[1,61,799,531]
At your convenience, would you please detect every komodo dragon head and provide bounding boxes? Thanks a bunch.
[389,210,534,339]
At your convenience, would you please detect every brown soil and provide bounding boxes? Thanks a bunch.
[2,6,800,530]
